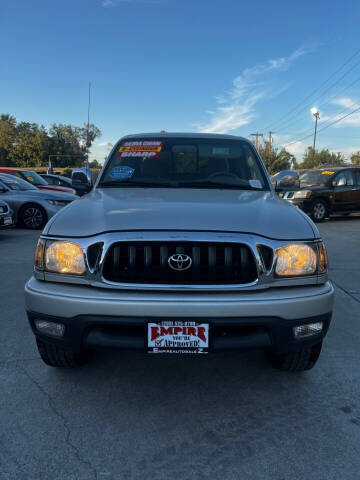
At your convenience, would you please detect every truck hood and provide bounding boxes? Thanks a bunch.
[45,188,317,240]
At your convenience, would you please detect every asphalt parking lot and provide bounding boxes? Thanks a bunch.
[1,217,360,480]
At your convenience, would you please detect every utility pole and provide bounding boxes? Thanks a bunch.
[250,132,263,149]
[312,113,319,152]
[267,131,273,161]
[311,108,320,162]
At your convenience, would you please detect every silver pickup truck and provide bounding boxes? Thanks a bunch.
[25,133,334,371]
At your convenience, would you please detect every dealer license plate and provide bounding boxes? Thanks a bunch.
[4,217,12,226]
[148,321,209,354]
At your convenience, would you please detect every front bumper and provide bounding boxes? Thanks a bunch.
[0,212,14,228]
[287,198,313,214]
[25,277,334,353]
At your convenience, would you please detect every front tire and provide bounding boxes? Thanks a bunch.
[36,338,90,368]
[310,199,328,223]
[265,342,322,372]
[19,203,47,229]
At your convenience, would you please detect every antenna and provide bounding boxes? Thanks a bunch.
[86,81,91,168]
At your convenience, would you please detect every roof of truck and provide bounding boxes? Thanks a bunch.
[120,132,249,141]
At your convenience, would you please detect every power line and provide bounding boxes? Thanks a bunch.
[273,56,360,134]
[281,74,360,136]
[317,74,360,109]
[262,47,360,132]
[276,97,360,141]
[296,99,360,141]
[283,104,360,147]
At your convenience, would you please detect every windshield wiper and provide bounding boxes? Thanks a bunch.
[100,178,264,190]
[100,179,178,188]
[177,179,262,190]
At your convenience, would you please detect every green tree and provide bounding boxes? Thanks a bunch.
[350,151,360,165]
[48,124,85,167]
[89,159,102,168]
[0,114,102,168]
[0,114,17,166]
[80,123,102,155]
[258,144,296,175]
[8,123,49,167]
[299,147,345,169]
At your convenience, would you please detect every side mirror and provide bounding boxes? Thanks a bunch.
[332,180,337,187]
[72,168,93,194]
[275,170,300,191]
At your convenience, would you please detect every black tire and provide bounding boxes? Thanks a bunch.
[265,341,322,372]
[19,203,47,229]
[36,338,90,368]
[310,199,328,223]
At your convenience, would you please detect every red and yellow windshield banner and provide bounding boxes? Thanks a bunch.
[117,141,163,158]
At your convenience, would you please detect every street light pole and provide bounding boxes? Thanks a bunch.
[311,107,320,158]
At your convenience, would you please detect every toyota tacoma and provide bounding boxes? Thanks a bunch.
[25,133,334,371]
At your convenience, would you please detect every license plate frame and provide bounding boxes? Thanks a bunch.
[147,320,209,354]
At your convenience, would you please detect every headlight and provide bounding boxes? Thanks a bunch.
[44,241,86,275]
[275,244,317,276]
[47,200,69,207]
[318,243,328,273]
[293,190,311,199]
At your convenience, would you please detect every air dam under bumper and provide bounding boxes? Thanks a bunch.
[25,278,334,353]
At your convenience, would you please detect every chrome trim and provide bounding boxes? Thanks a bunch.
[35,231,327,291]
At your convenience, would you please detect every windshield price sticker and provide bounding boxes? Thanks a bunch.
[148,321,209,354]
[249,179,262,188]
[118,141,163,159]
[321,171,335,175]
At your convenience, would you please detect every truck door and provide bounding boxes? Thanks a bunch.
[332,170,357,211]
[353,170,360,210]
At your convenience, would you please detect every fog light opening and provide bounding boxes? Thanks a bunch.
[294,322,323,339]
[35,320,65,338]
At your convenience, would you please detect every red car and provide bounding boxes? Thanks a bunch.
[0,168,77,195]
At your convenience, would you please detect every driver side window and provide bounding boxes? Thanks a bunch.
[334,171,355,186]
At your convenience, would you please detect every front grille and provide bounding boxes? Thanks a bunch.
[102,242,258,285]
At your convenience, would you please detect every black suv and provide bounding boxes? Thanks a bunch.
[278,167,360,222]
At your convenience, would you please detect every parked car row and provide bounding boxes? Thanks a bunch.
[273,166,360,222]
[40,173,84,196]
[0,173,78,229]
[0,168,77,195]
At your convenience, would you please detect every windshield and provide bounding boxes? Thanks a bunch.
[21,170,48,186]
[0,174,38,191]
[299,170,335,186]
[99,138,269,190]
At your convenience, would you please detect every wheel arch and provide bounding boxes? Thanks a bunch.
[18,202,48,228]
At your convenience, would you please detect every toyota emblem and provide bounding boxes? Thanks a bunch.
[168,253,192,271]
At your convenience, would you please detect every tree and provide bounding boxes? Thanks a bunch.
[350,152,360,165]
[89,159,102,169]
[258,144,296,175]
[0,115,16,166]
[80,123,101,155]
[299,147,345,169]
[8,123,49,167]
[0,113,102,168]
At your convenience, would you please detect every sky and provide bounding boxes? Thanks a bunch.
[1,0,360,163]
